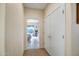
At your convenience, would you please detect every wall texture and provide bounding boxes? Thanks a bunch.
[5,3,24,56]
[0,3,6,56]
[24,7,44,48]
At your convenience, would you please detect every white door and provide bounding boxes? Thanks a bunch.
[44,15,51,54]
[50,4,65,56]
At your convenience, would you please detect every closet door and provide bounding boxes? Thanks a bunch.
[50,4,65,56]
[44,15,51,54]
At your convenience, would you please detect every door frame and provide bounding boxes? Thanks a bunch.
[24,17,42,50]
[65,3,72,56]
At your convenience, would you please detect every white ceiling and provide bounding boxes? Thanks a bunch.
[23,3,48,10]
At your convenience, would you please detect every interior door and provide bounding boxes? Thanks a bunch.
[44,15,51,54]
[50,4,65,56]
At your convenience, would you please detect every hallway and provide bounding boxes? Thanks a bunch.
[26,19,39,49]
[23,48,49,56]
[0,3,78,56]
[27,36,39,49]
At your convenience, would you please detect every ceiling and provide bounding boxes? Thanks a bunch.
[23,3,48,10]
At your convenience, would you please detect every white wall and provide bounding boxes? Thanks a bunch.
[0,4,6,56]
[5,3,24,56]
[65,3,79,56]
[24,7,44,48]
[71,4,79,56]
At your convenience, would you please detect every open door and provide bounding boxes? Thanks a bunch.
[25,19,40,50]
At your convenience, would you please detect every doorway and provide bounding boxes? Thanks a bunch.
[44,4,65,55]
[25,19,39,50]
